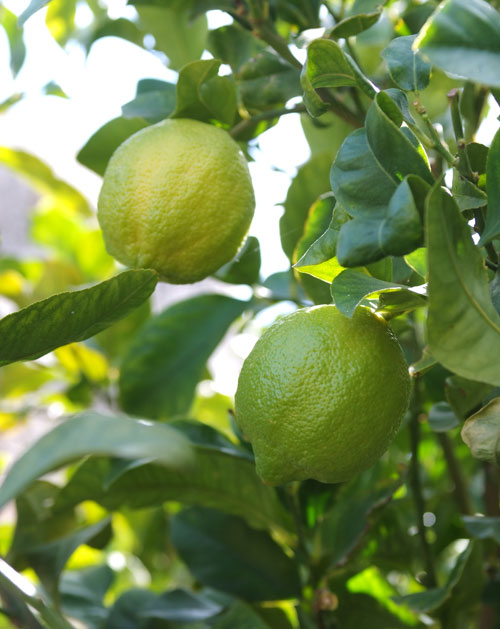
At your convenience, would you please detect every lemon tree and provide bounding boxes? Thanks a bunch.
[98,118,255,284]
[2,0,500,627]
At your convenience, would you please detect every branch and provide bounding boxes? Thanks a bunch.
[230,103,307,139]
[436,432,473,515]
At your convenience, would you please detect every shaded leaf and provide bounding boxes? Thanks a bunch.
[141,588,223,622]
[427,401,459,432]
[426,186,500,386]
[479,127,500,245]
[331,269,425,318]
[77,117,149,177]
[215,236,261,285]
[462,516,500,544]
[172,59,237,125]
[461,398,500,465]
[0,411,194,509]
[208,23,265,73]
[329,11,380,39]
[452,172,487,211]
[59,565,114,628]
[394,542,474,612]
[212,600,271,629]
[122,79,176,124]
[0,270,157,367]
[445,375,492,420]
[119,294,247,419]
[19,0,51,24]
[1,7,26,75]
[415,0,500,88]
[171,507,301,601]
[381,35,431,92]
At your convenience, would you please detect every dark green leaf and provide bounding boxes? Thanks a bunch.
[280,152,332,259]
[103,589,159,629]
[427,401,459,432]
[426,186,500,386]
[479,128,500,245]
[18,518,111,599]
[329,11,380,39]
[319,462,404,569]
[381,35,431,92]
[122,80,176,124]
[301,39,375,116]
[348,0,388,15]
[294,202,349,284]
[54,444,292,533]
[491,267,500,315]
[59,565,114,627]
[172,59,237,125]
[376,288,428,318]
[135,4,208,71]
[119,294,247,419]
[171,507,301,601]
[86,17,144,50]
[18,0,51,24]
[237,51,301,111]
[0,411,194,509]
[336,175,428,267]
[445,375,492,420]
[330,128,396,219]
[215,236,261,285]
[77,117,149,177]
[394,542,474,612]
[332,590,411,629]
[0,270,157,367]
[461,398,500,465]
[331,269,425,318]
[452,172,487,211]
[212,600,271,629]
[141,589,222,621]
[415,0,500,87]
[462,516,500,544]
[365,92,433,185]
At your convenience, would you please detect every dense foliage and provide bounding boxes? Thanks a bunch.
[1,0,500,627]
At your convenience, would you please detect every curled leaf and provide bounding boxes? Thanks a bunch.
[461,398,500,465]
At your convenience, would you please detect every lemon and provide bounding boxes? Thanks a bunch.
[234,305,411,485]
[97,118,255,284]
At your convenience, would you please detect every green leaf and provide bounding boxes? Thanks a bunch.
[329,11,380,39]
[330,128,397,219]
[208,23,265,73]
[336,175,428,267]
[479,128,500,245]
[16,518,111,600]
[77,117,149,177]
[212,600,271,629]
[18,0,51,24]
[461,398,500,465]
[427,401,459,432]
[0,411,193,509]
[0,270,157,367]
[237,51,301,111]
[381,35,431,92]
[319,462,404,570]
[301,39,375,116]
[1,7,26,75]
[171,507,301,601]
[136,4,208,71]
[331,268,425,318]
[365,92,433,186]
[119,294,247,419]
[122,79,176,124]
[445,375,492,420]
[280,152,332,259]
[404,247,426,278]
[54,435,292,533]
[426,186,500,386]
[59,565,114,627]
[172,59,237,125]
[415,0,500,88]
[103,589,161,629]
[46,0,75,47]
[215,236,261,285]
[452,172,487,211]
[86,17,144,50]
[394,542,474,612]
[294,203,349,284]
[141,589,223,622]
[462,516,500,544]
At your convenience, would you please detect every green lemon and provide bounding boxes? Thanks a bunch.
[234,305,411,485]
[97,118,255,284]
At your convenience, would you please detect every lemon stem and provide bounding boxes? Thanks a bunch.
[230,104,307,139]
[409,383,438,588]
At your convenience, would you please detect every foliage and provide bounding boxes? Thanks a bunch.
[1,0,500,627]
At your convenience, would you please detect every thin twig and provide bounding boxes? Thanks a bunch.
[436,432,473,515]
[230,103,307,138]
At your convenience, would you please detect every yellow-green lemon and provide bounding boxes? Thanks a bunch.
[234,305,411,485]
[97,118,255,284]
